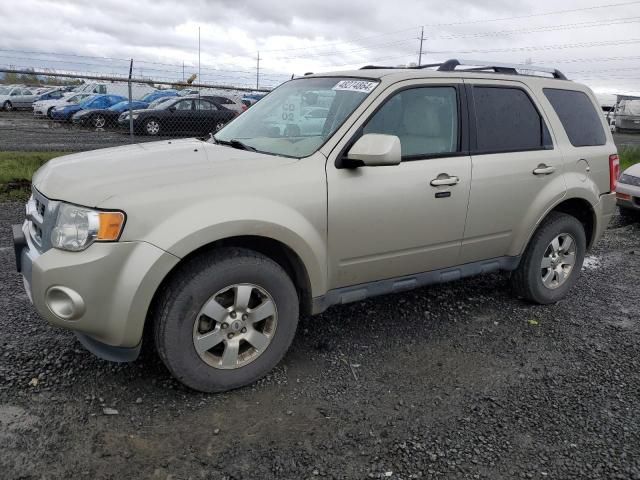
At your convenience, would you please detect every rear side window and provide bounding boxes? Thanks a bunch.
[472,86,551,153]
[543,88,606,147]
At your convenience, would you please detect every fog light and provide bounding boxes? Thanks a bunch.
[45,286,85,320]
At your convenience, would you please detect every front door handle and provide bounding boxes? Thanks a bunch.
[430,175,460,187]
[533,164,556,175]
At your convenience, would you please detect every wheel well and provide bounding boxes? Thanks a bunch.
[550,198,596,249]
[151,236,313,317]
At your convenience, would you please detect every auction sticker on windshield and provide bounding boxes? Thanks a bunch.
[332,80,378,94]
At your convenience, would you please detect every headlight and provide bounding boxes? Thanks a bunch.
[131,113,139,119]
[619,173,640,187]
[51,203,125,251]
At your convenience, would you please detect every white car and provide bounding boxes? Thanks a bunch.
[0,85,39,111]
[33,93,94,118]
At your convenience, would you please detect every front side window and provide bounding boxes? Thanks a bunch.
[473,86,551,153]
[362,86,459,158]
[215,77,379,158]
[543,88,606,147]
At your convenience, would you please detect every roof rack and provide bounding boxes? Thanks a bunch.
[360,58,568,81]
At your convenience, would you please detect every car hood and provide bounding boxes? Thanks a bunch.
[624,163,640,178]
[32,139,297,207]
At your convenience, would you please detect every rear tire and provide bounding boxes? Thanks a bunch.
[511,212,586,304]
[153,247,299,393]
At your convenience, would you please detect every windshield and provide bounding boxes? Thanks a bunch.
[0,87,11,95]
[148,97,175,109]
[78,95,98,108]
[214,77,379,158]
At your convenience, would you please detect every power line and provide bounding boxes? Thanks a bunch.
[258,0,640,53]
[430,38,640,55]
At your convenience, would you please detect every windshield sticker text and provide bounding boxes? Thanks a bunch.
[332,80,377,94]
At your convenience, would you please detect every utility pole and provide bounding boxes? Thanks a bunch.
[418,26,425,66]
[198,26,201,98]
[182,61,185,82]
[256,51,260,90]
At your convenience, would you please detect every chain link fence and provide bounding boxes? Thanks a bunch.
[0,66,273,153]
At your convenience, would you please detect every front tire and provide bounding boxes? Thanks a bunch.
[144,118,161,136]
[3,101,12,112]
[512,212,586,304]
[93,114,106,129]
[154,247,299,393]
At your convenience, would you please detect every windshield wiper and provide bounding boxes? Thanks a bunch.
[213,137,257,152]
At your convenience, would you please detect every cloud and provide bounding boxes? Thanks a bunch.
[0,0,639,94]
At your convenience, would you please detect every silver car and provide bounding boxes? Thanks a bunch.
[0,85,39,111]
[617,163,640,216]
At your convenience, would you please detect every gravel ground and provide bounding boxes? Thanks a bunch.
[0,111,180,152]
[0,201,639,479]
[0,110,639,152]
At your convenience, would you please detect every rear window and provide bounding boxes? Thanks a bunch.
[473,86,551,153]
[543,88,606,147]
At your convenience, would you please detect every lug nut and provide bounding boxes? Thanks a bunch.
[230,312,237,319]
[242,314,248,321]
[241,327,247,333]
[227,333,234,339]
[221,323,228,329]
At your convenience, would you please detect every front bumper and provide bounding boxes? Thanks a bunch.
[13,221,179,360]
[617,181,640,211]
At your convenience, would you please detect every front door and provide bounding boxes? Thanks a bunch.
[326,81,472,289]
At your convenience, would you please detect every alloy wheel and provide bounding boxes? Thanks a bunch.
[192,283,278,369]
[94,115,106,128]
[540,233,577,289]
[145,120,160,135]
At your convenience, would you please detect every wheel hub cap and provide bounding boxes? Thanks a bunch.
[540,233,577,290]
[192,283,277,370]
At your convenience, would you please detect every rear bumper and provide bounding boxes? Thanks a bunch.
[593,192,617,246]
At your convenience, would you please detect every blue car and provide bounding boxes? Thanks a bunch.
[140,90,179,104]
[72,100,148,128]
[51,94,126,122]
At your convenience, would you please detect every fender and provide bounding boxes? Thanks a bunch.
[510,174,601,257]
[130,196,328,297]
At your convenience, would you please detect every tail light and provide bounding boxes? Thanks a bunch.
[609,154,620,192]
[241,104,248,112]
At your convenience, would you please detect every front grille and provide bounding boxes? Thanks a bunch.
[25,188,58,253]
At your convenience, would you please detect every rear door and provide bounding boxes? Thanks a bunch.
[459,79,566,264]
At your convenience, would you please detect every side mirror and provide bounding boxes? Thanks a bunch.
[346,133,401,167]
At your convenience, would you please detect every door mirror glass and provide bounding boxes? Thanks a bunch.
[346,133,401,167]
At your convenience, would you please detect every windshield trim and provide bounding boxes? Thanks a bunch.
[215,76,381,160]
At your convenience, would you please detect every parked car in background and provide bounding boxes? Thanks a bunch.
[146,96,176,109]
[74,82,156,100]
[613,100,640,132]
[33,93,94,118]
[204,95,244,114]
[141,90,179,104]
[72,100,148,128]
[50,94,126,121]
[118,96,235,136]
[617,163,640,218]
[0,86,39,111]
[35,88,66,102]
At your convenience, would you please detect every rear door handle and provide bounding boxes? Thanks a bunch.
[430,175,460,187]
[533,165,555,175]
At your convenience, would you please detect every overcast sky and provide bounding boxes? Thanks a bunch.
[1,0,640,98]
